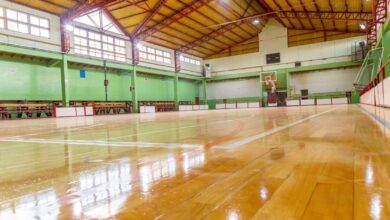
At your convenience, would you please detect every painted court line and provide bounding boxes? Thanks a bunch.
[214,107,338,149]
[0,138,203,149]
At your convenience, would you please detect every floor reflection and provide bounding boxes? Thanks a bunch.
[0,189,59,220]
[139,155,176,194]
[182,151,205,175]
[72,158,132,219]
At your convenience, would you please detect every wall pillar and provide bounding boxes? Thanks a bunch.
[259,73,263,106]
[286,71,291,97]
[61,54,69,107]
[131,66,138,113]
[202,79,207,104]
[174,74,179,108]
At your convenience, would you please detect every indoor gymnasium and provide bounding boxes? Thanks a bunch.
[0,0,389,219]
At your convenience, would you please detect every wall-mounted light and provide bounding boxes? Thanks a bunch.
[136,43,143,49]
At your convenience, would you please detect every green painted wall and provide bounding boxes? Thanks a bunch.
[137,73,175,101]
[68,68,132,101]
[0,58,200,102]
[381,30,390,77]
[0,59,61,100]
[178,79,199,102]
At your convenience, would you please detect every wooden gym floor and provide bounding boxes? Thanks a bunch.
[0,105,389,220]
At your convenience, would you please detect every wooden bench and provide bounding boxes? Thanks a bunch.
[93,102,132,115]
[0,102,54,119]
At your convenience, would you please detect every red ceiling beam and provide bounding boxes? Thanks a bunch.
[62,0,125,21]
[328,0,337,31]
[269,0,297,28]
[220,0,261,33]
[128,1,228,51]
[275,11,372,22]
[108,0,147,12]
[285,0,305,29]
[300,0,314,29]
[36,0,71,10]
[160,3,237,47]
[204,1,254,38]
[255,0,287,27]
[179,19,266,54]
[131,0,168,37]
[136,0,213,40]
[289,28,365,34]
[174,0,241,44]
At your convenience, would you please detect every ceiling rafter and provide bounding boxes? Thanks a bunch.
[136,0,213,40]
[108,0,147,12]
[299,0,314,29]
[255,0,287,27]
[220,0,259,32]
[131,0,168,37]
[36,0,71,10]
[157,3,237,47]
[203,2,253,39]
[174,0,241,44]
[285,0,305,29]
[327,0,336,31]
[179,18,266,55]
[275,11,372,22]
[269,0,296,28]
[129,2,228,51]
[63,0,125,21]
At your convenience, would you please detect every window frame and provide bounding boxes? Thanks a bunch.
[0,7,50,38]
[73,26,127,63]
[180,55,201,66]
[139,45,172,64]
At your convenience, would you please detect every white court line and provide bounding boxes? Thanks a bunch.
[0,138,203,149]
[214,107,338,149]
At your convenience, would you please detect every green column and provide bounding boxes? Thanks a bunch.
[259,73,263,106]
[286,71,291,97]
[202,79,207,104]
[61,54,69,107]
[174,74,179,108]
[131,66,138,113]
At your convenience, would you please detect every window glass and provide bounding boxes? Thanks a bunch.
[139,45,171,64]
[2,8,50,38]
[73,27,127,62]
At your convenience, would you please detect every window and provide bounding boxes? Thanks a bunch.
[0,7,50,38]
[180,55,201,66]
[74,10,124,35]
[73,27,126,62]
[138,44,171,64]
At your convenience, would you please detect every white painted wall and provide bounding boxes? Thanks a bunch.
[290,67,359,95]
[0,0,61,52]
[206,78,260,100]
[205,19,365,76]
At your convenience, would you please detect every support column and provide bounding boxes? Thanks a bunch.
[131,66,138,113]
[174,74,179,109]
[61,54,69,107]
[202,79,207,104]
[259,73,263,106]
[286,71,291,97]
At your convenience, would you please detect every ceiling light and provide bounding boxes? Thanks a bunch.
[65,24,73,31]
[359,22,367,30]
[252,19,260,25]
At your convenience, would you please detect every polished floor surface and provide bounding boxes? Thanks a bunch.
[0,105,390,220]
